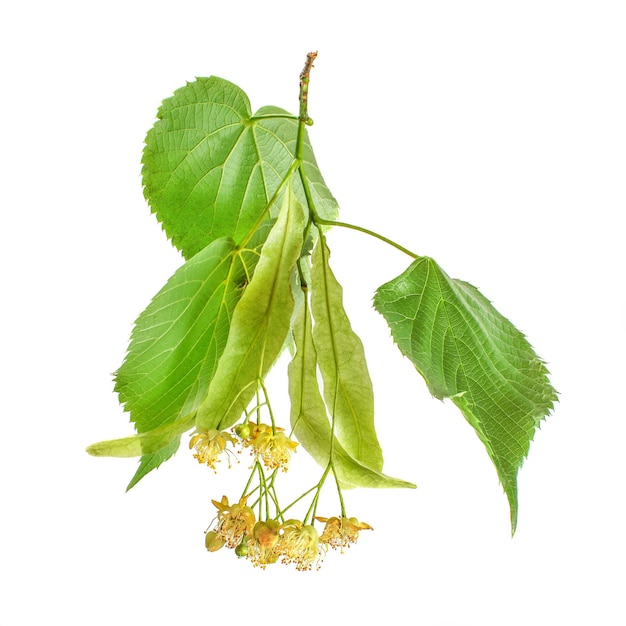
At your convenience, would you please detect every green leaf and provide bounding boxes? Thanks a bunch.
[126,437,181,491]
[195,185,306,431]
[142,78,338,259]
[110,229,267,486]
[114,236,256,435]
[289,298,414,489]
[310,236,383,472]
[373,256,557,532]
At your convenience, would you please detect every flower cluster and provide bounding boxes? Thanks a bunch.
[245,518,323,571]
[204,495,372,571]
[239,423,299,472]
[190,423,299,473]
[192,394,373,570]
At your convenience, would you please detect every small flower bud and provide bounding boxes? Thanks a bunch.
[205,531,226,552]
[235,541,249,557]
[235,423,251,439]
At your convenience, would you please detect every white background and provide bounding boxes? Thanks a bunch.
[2,1,625,624]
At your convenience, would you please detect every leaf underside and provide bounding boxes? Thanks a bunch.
[142,76,337,259]
[374,256,557,532]
[115,238,241,433]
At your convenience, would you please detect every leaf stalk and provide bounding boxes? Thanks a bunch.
[315,217,419,259]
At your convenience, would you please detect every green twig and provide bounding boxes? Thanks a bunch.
[299,51,317,124]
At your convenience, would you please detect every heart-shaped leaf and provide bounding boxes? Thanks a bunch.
[374,256,557,532]
[142,77,337,259]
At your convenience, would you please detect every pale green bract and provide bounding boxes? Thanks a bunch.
[195,186,306,431]
[373,256,558,532]
[142,77,338,259]
[310,237,383,472]
[289,299,414,489]
[86,414,195,458]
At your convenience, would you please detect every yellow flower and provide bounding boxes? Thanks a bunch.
[210,495,256,548]
[189,429,235,470]
[316,516,373,551]
[247,520,281,568]
[246,424,298,471]
[279,520,323,571]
